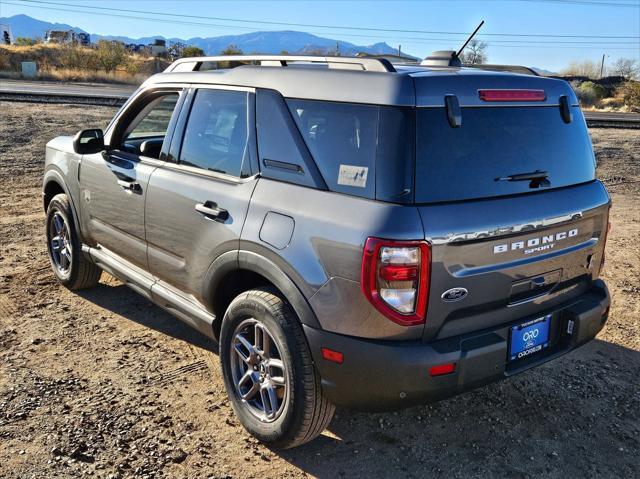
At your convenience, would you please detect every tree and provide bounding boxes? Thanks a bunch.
[560,60,601,78]
[15,37,37,46]
[96,40,127,73]
[611,58,639,80]
[182,46,204,58]
[220,44,243,55]
[460,40,487,65]
[168,41,186,60]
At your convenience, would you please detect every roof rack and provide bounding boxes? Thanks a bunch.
[165,55,396,73]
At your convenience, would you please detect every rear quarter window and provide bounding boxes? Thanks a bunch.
[288,99,377,199]
[287,99,415,202]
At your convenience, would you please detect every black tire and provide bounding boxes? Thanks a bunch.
[219,288,335,449]
[45,193,102,290]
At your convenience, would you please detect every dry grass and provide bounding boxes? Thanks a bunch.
[0,43,167,85]
[580,84,640,113]
[0,68,147,85]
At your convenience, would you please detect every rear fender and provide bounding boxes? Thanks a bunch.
[202,249,321,330]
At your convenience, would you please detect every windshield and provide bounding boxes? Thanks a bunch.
[415,106,595,203]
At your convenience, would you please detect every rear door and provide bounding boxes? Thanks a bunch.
[144,85,258,305]
[414,100,610,341]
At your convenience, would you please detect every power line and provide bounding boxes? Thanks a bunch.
[65,0,640,4]
[520,0,640,7]
[4,1,639,51]
[14,0,640,39]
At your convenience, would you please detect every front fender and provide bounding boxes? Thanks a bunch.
[43,168,84,243]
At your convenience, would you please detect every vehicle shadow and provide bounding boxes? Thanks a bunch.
[75,281,638,478]
[76,278,217,353]
[277,338,639,478]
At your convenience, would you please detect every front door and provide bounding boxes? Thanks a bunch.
[145,86,258,304]
[79,90,182,269]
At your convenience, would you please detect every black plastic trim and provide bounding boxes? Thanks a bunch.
[263,158,304,173]
[202,249,321,331]
[255,88,327,190]
[559,95,573,124]
[306,280,609,411]
[445,94,462,128]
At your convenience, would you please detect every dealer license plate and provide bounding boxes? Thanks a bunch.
[509,315,551,361]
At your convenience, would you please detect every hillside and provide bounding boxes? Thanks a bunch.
[0,14,405,57]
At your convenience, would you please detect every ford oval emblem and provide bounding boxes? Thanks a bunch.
[441,287,468,303]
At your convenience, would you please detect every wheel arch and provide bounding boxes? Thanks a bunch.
[43,171,84,242]
[203,250,321,340]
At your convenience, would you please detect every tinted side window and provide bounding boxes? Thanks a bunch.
[376,107,415,203]
[287,99,377,199]
[179,89,249,177]
[120,92,180,159]
[124,94,179,141]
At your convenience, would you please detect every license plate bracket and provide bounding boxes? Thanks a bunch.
[509,315,551,361]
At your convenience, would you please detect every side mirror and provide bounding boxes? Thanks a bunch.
[72,129,105,155]
[139,139,163,159]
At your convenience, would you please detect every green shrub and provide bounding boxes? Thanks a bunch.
[15,37,37,46]
[574,81,607,106]
[96,40,127,73]
[123,59,141,75]
[182,46,204,58]
[59,44,98,71]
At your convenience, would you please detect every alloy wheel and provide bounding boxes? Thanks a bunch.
[49,211,72,274]
[230,318,288,423]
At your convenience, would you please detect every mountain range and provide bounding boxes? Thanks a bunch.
[1,14,413,58]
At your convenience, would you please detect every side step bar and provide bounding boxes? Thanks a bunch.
[83,245,216,339]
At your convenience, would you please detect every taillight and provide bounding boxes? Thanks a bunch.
[479,89,546,102]
[361,238,431,326]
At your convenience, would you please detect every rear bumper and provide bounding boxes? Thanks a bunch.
[305,280,610,411]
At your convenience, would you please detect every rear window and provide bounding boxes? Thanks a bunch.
[287,99,414,203]
[415,106,595,203]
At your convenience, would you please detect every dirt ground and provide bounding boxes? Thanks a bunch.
[0,101,638,479]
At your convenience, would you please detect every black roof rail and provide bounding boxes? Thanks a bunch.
[165,55,396,73]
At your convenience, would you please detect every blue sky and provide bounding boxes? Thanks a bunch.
[2,0,639,71]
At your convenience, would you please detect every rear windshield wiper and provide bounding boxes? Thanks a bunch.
[495,170,550,188]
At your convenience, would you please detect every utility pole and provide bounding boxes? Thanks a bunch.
[398,44,401,57]
[336,41,339,56]
[599,53,605,79]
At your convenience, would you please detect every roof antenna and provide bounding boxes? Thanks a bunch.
[456,20,485,59]
[420,20,484,67]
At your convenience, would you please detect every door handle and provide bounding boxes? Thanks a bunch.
[117,179,141,192]
[195,202,229,221]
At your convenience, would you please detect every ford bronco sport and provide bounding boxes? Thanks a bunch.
[43,54,611,448]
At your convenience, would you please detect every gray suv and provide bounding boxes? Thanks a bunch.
[43,55,611,448]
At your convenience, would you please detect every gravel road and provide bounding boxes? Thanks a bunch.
[0,102,638,479]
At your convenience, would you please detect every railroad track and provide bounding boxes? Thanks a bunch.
[584,116,640,129]
[0,90,127,107]
[2,87,639,128]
